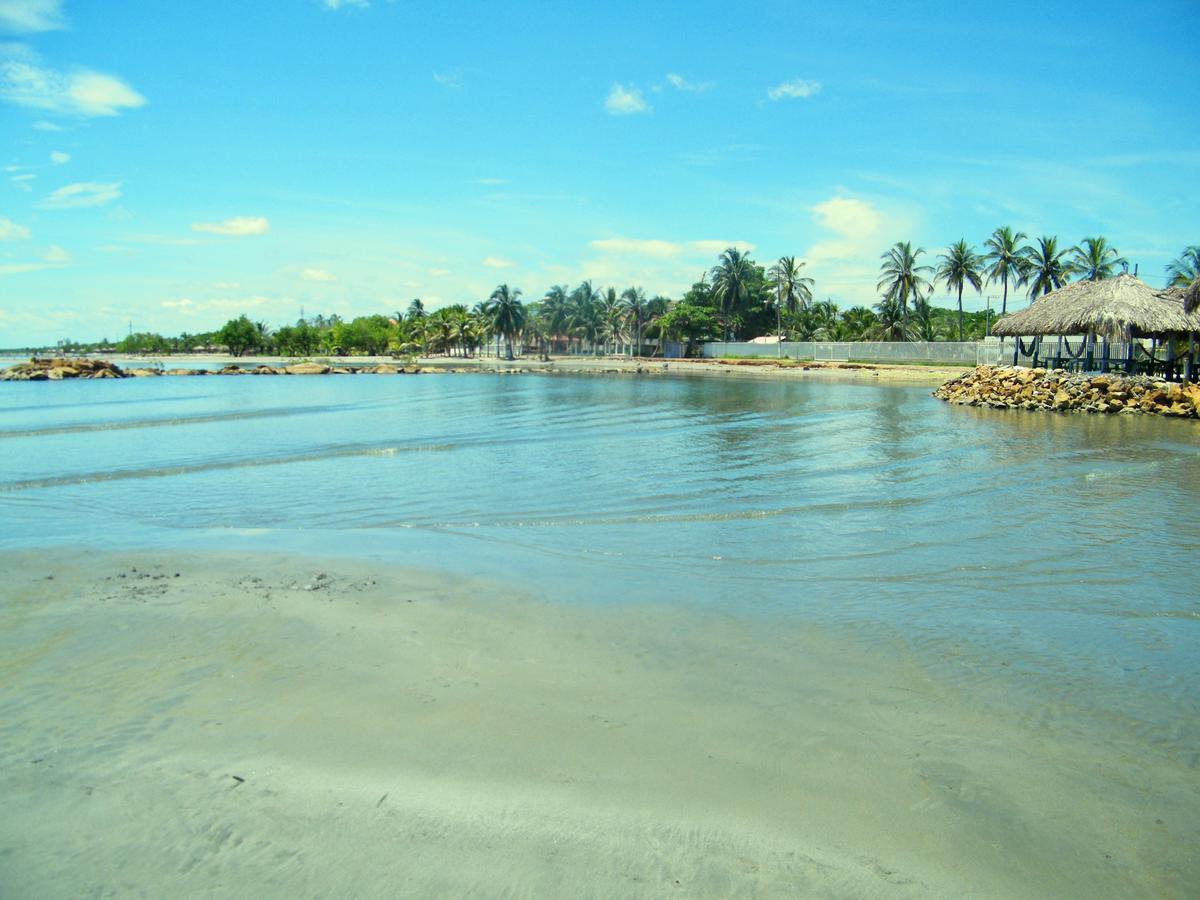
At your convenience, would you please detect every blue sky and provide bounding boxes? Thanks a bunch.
[1,0,1198,345]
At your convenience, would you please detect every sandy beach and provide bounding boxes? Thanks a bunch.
[2,548,1193,898]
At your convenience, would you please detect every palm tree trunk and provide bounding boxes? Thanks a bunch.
[1001,276,1008,317]
[957,284,964,341]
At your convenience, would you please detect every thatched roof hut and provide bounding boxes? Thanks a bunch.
[992,274,1200,339]
[1163,276,1200,314]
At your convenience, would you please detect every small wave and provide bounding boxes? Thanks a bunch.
[0,441,456,492]
[0,401,380,439]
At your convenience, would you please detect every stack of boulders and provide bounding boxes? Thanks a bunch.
[0,358,126,381]
[934,366,1199,418]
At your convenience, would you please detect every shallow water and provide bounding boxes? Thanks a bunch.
[1,371,1198,894]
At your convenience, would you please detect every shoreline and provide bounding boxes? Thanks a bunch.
[2,546,1193,898]
[1,353,968,385]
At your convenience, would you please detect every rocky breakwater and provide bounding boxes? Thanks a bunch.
[0,357,127,381]
[934,365,1200,419]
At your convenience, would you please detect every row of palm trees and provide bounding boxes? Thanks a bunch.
[878,231,1181,342]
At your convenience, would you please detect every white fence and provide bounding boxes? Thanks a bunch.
[702,341,1006,366]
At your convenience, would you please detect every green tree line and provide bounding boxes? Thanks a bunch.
[41,240,1198,358]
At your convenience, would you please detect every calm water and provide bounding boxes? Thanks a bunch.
[2,371,1198,762]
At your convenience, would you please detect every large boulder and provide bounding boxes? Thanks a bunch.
[284,362,331,375]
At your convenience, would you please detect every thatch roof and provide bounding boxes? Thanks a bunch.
[991,274,1200,339]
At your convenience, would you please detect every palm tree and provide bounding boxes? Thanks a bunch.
[1071,236,1127,281]
[871,296,907,341]
[620,286,647,357]
[1024,236,1074,300]
[540,285,571,353]
[876,241,931,331]
[983,227,1029,317]
[407,298,426,320]
[1166,246,1200,288]
[935,239,984,341]
[767,256,814,343]
[710,247,756,338]
[488,284,524,359]
[569,280,600,354]
[599,287,623,354]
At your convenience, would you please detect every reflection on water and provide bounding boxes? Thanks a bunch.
[1,371,1198,766]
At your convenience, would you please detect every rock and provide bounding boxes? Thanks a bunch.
[933,365,1197,419]
[370,364,399,375]
[128,368,161,377]
[165,368,203,376]
[284,362,331,375]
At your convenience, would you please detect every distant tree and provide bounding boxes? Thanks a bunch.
[1024,236,1075,300]
[407,298,426,319]
[218,315,260,356]
[877,241,932,331]
[710,247,757,338]
[621,286,647,357]
[1071,236,1127,281]
[488,284,525,359]
[767,256,814,341]
[983,226,1029,317]
[935,239,984,341]
[1166,246,1200,288]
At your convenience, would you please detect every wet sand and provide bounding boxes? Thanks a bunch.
[1,549,1193,898]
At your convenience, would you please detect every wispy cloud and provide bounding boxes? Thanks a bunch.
[31,118,60,130]
[190,216,270,236]
[322,0,369,9]
[767,78,821,101]
[38,180,121,209]
[42,243,69,263]
[433,70,462,89]
[590,238,681,258]
[0,262,50,275]
[428,267,450,277]
[482,255,515,269]
[0,215,31,240]
[473,177,508,186]
[11,173,35,191]
[0,0,65,33]
[604,83,650,115]
[664,73,712,93]
[1,50,146,116]
[49,149,68,164]
[301,267,335,282]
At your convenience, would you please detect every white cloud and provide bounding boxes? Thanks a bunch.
[38,180,121,209]
[0,215,31,239]
[804,197,884,263]
[42,243,69,262]
[604,83,650,115]
[32,118,60,130]
[322,0,368,9]
[160,298,193,310]
[428,267,450,277]
[689,240,756,256]
[0,0,64,33]
[665,73,712,92]
[482,255,515,269]
[433,70,461,89]
[0,53,146,116]
[49,149,68,164]
[190,216,270,236]
[301,267,335,282]
[213,281,240,290]
[767,78,822,101]
[590,238,681,258]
